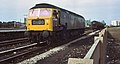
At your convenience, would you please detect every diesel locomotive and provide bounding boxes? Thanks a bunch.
[26,3,85,44]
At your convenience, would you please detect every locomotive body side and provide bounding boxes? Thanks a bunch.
[60,10,85,30]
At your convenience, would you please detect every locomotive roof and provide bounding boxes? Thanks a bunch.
[92,21,104,24]
[30,3,84,19]
[92,21,101,23]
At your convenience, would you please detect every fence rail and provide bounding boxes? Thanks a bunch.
[68,28,107,64]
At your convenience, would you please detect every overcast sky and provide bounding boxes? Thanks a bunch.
[0,0,120,25]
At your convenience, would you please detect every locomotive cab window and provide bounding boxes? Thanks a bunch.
[52,10,60,26]
[53,10,59,18]
[32,19,45,25]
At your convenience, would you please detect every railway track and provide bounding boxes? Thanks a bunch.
[0,43,37,62]
[0,37,51,64]
[0,38,28,45]
[0,42,51,64]
[0,38,37,63]
[0,30,99,64]
[0,38,30,52]
[18,30,99,64]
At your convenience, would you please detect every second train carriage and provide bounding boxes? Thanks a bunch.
[26,3,85,43]
[91,21,105,30]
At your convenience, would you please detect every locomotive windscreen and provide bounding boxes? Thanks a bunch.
[29,9,51,17]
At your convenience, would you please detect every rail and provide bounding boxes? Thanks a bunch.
[68,28,107,64]
[0,43,38,63]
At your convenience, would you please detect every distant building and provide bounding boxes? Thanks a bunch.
[111,20,120,26]
[0,21,25,28]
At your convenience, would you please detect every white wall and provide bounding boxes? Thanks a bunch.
[111,20,120,26]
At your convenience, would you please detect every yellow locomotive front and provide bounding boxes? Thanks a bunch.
[26,7,60,43]
[27,8,54,31]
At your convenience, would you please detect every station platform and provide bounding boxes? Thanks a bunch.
[0,28,26,32]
